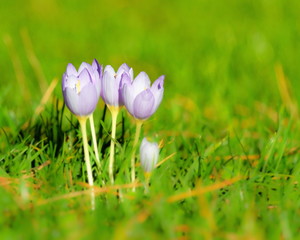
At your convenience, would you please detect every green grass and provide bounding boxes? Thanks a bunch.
[1,0,300,239]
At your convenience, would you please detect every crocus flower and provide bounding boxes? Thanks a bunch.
[101,63,133,184]
[101,63,133,107]
[140,138,159,172]
[122,72,164,120]
[62,59,102,210]
[62,59,102,116]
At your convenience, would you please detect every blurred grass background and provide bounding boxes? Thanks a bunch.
[2,0,299,124]
[1,0,300,239]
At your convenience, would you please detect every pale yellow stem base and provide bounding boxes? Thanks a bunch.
[107,105,119,184]
[78,115,95,210]
[131,120,143,192]
[89,114,100,168]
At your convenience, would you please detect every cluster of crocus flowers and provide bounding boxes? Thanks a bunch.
[62,59,164,207]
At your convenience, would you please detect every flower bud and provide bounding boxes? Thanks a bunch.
[140,138,159,172]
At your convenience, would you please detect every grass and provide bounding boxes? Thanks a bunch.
[1,0,300,239]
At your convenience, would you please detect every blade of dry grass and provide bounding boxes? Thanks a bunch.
[36,182,142,206]
[22,77,58,129]
[3,34,31,102]
[21,28,48,93]
[167,176,243,203]
[275,63,298,119]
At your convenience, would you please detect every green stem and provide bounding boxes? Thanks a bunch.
[89,114,100,168]
[108,106,119,184]
[78,116,95,210]
[144,172,151,194]
[131,120,143,191]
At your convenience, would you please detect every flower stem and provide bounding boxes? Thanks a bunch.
[108,106,119,184]
[78,116,95,210]
[131,120,143,191]
[144,172,151,194]
[89,114,100,168]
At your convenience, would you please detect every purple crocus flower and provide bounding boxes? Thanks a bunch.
[101,63,133,107]
[122,72,164,120]
[140,138,159,172]
[62,59,102,116]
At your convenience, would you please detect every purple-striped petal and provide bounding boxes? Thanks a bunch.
[64,83,98,116]
[117,63,130,75]
[77,83,98,116]
[119,72,132,105]
[78,62,92,74]
[133,89,155,120]
[63,87,80,116]
[151,75,165,90]
[92,59,103,81]
[91,59,102,98]
[150,76,165,114]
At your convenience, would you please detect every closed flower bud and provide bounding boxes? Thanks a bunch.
[140,138,159,172]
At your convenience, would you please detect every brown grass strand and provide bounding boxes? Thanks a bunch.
[3,34,31,102]
[21,28,48,93]
[275,63,299,119]
[33,77,58,120]
[156,152,176,167]
[37,182,142,206]
[167,176,243,203]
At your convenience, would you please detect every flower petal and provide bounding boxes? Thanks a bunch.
[151,75,165,90]
[62,73,67,91]
[64,75,78,89]
[102,69,118,106]
[132,72,151,96]
[129,68,134,80]
[92,59,103,81]
[140,138,159,172]
[119,72,132,105]
[66,63,78,76]
[117,63,130,75]
[63,87,80,115]
[92,59,102,98]
[133,89,155,120]
[78,62,92,74]
[78,68,92,90]
[103,65,116,76]
[123,83,135,115]
[150,75,165,114]
[77,83,98,116]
